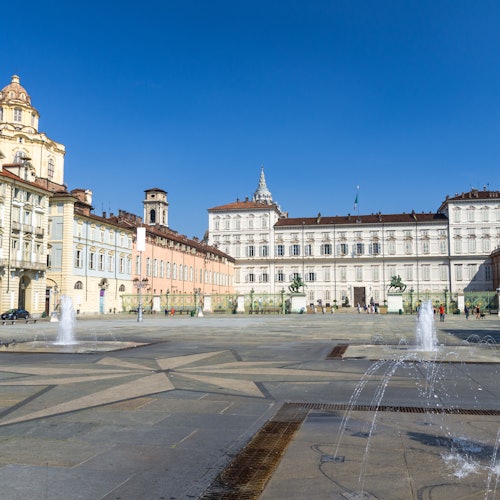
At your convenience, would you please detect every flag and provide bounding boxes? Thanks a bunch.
[354,186,359,210]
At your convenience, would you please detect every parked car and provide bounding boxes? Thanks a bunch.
[1,308,30,320]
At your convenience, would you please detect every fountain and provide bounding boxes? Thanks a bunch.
[0,295,148,354]
[54,295,77,345]
[415,299,438,351]
[321,303,500,498]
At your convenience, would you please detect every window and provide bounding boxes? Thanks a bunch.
[404,265,413,281]
[467,207,475,222]
[323,267,331,281]
[321,243,332,255]
[422,241,429,254]
[355,243,364,256]
[119,284,126,292]
[74,281,83,290]
[108,255,113,272]
[120,258,125,273]
[260,273,269,283]
[247,245,255,257]
[339,243,348,256]
[75,250,82,268]
[372,266,380,281]
[467,264,477,280]
[48,159,55,179]
[98,253,105,271]
[371,242,381,255]
[260,245,269,257]
[277,270,285,282]
[421,265,430,281]
[291,244,300,256]
[150,209,156,223]
[404,241,412,254]
[89,252,96,270]
[455,264,463,281]
[306,272,316,282]
[146,258,151,276]
[485,265,492,281]
[388,241,396,255]
[439,265,447,281]
[355,266,363,281]
[483,238,491,253]
[14,108,22,122]
[305,244,313,256]
[276,244,285,256]
[439,240,447,254]
[454,238,462,253]
[247,273,255,282]
[468,237,476,253]
[339,266,347,281]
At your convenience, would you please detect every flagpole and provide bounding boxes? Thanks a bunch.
[354,185,360,217]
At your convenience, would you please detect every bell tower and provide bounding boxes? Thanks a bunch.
[143,188,168,227]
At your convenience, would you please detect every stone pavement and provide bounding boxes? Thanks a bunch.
[0,312,499,499]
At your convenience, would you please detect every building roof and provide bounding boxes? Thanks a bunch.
[274,211,448,228]
[439,188,500,212]
[209,199,283,213]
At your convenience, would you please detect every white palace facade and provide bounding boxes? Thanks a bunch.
[208,169,500,307]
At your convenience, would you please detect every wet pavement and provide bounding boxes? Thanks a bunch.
[0,311,499,499]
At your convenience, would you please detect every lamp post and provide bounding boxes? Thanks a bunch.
[133,277,149,322]
[250,287,254,314]
[166,289,170,314]
[409,287,414,314]
[280,287,285,314]
[444,287,448,314]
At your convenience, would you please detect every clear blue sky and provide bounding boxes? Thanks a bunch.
[3,1,499,239]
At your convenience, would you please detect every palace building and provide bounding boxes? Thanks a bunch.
[208,168,500,308]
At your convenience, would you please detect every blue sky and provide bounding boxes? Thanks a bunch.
[3,1,499,238]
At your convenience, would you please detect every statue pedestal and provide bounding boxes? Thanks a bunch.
[387,293,403,314]
[290,293,307,313]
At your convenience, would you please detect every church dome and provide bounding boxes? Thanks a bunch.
[0,75,32,105]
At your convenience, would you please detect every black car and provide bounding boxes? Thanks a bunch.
[1,308,30,320]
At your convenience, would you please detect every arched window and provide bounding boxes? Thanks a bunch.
[119,284,125,292]
[150,209,156,223]
[74,281,83,289]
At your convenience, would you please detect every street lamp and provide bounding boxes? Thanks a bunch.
[409,287,414,314]
[133,277,149,322]
[443,287,448,314]
[250,287,255,314]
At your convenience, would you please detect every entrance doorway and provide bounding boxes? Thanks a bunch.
[18,276,30,310]
[354,286,366,307]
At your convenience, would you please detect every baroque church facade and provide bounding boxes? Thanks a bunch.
[208,169,500,308]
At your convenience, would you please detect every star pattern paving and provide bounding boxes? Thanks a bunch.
[0,350,342,426]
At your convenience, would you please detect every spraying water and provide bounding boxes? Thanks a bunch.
[54,295,77,345]
[416,300,438,352]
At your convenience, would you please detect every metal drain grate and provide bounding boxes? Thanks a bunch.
[285,401,500,415]
[327,344,349,359]
[200,405,308,499]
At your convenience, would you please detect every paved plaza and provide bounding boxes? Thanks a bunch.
[0,312,499,499]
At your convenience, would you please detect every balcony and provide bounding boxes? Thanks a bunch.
[35,226,44,237]
[11,221,21,231]
[23,224,34,233]
[10,259,47,271]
